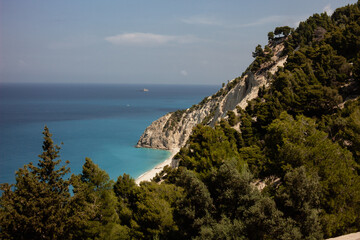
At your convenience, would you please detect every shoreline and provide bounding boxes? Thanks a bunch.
[135,148,179,184]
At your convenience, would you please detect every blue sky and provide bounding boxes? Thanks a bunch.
[0,0,357,85]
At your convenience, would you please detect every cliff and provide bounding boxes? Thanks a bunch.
[136,42,287,150]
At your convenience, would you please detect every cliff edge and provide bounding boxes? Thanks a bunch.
[136,42,287,150]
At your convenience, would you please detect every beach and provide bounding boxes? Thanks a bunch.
[326,232,360,240]
[135,148,179,184]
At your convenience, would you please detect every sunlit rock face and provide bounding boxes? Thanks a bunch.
[137,43,287,151]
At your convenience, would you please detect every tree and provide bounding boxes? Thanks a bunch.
[208,161,260,220]
[275,167,323,239]
[0,126,71,240]
[239,145,266,178]
[195,217,246,240]
[339,106,360,165]
[133,182,182,239]
[252,44,264,58]
[114,173,138,206]
[227,110,237,126]
[240,113,255,146]
[70,158,129,240]
[274,26,293,38]
[268,31,275,41]
[173,168,215,239]
[244,196,302,240]
[265,112,360,237]
[178,124,239,178]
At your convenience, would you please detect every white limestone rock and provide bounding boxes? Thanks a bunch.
[136,42,287,151]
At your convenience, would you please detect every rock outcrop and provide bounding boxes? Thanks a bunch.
[136,42,287,150]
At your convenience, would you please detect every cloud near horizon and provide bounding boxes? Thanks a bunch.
[105,32,201,46]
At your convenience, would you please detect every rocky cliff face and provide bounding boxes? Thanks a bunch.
[136,42,287,150]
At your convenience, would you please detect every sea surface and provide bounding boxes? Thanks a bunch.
[0,83,219,184]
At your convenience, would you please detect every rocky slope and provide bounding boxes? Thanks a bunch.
[136,42,287,150]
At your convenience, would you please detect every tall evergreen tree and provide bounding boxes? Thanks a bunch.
[0,126,71,240]
[173,168,215,239]
[70,158,129,240]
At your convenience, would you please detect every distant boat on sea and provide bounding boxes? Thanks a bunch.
[137,88,149,92]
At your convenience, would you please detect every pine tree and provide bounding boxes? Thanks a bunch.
[70,158,129,240]
[0,126,71,240]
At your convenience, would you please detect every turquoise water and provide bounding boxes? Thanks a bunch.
[0,83,219,184]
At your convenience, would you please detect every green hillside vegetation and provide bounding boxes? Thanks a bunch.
[1,2,360,239]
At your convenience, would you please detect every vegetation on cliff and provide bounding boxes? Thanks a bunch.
[1,2,360,239]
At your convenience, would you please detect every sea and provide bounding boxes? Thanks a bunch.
[0,83,219,184]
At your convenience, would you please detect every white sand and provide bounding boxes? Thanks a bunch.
[326,232,360,240]
[135,148,179,184]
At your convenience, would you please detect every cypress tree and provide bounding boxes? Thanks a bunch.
[0,126,71,240]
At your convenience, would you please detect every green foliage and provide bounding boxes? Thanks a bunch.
[133,182,181,239]
[291,13,332,46]
[323,99,360,168]
[207,161,303,239]
[164,109,186,131]
[330,3,360,61]
[275,166,323,239]
[240,113,256,146]
[2,2,360,239]
[244,197,302,240]
[265,113,360,236]
[71,158,128,240]
[114,173,138,206]
[195,217,246,240]
[247,28,353,130]
[219,120,244,149]
[173,168,215,239]
[239,145,266,177]
[227,110,237,126]
[113,174,141,239]
[274,26,293,38]
[268,31,274,41]
[208,161,260,220]
[252,44,264,58]
[0,126,71,240]
[249,44,274,72]
[178,124,239,178]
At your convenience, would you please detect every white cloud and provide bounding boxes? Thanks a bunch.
[180,70,188,76]
[105,32,200,46]
[323,4,333,15]
[181,16,221,26]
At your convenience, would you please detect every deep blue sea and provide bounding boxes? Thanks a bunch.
[0,83,219,184]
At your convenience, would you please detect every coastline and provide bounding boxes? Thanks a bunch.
[135,148,179,184]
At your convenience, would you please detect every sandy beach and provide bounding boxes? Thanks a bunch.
[326,232,360,240]
[135,148,179,184]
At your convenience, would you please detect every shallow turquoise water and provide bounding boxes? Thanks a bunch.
[0,83,219,183]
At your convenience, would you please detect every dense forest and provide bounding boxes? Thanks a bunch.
[1,2,360,239]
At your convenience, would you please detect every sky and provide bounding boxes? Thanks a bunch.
[0,0,358,85]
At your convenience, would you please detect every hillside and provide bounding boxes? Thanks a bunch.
[136,43,287,150]
[1,1,360,240]
[139,1,360,238]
